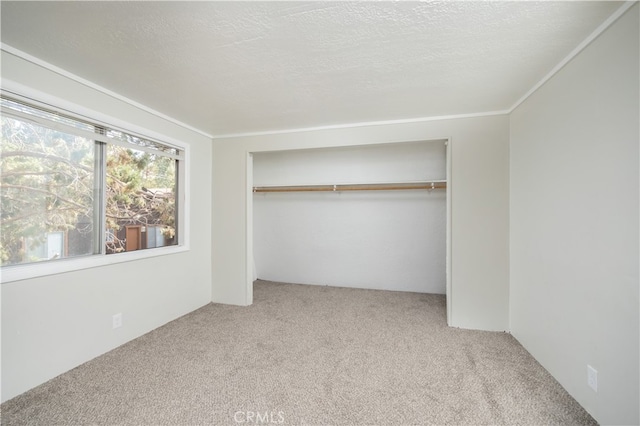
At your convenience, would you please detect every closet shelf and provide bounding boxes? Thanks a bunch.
[253,180,447,193]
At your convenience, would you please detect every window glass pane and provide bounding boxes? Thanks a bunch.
[105,145,177,254]
[0,116,96,266]
[104,129,180,157]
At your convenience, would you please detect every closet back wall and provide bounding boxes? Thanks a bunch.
[253,141,446,293]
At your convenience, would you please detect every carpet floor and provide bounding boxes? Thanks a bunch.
[1,280,596,425]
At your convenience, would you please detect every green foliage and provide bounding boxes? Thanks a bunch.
[1,117,94,264]
[1,116,177,266]
[105,145,176,233]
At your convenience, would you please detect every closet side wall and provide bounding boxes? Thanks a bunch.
[213,114,510,331]
[253,142,446,293]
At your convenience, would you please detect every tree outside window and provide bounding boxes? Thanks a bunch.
[0,98,179,267]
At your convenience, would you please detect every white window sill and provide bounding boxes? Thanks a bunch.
[0,244,189,284]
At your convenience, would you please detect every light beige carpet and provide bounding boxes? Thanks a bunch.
[1,280,596,425]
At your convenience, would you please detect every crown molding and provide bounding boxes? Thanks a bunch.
[212,109,510,139]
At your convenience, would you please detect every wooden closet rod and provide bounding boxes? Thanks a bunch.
[253,181,447,193]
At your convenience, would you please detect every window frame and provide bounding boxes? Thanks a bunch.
[0,89,190,284]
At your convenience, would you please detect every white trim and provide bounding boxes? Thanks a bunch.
[509,1,637,113]
[1,43,213,139]
[445,138,453,327]
[213,110,510,139]
[245,152,254,306]
[180,143,191,257]
[0,245,189,284]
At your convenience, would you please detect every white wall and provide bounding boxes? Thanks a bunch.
[0,51,213,402]
[213,114,510,331]
[253,141,446,293]
[509,5,639,425]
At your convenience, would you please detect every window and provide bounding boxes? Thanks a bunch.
[0,96,184,269]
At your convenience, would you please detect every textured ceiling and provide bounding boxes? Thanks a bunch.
[0,1,624,137]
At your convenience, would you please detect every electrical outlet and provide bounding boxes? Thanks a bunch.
[112,313,123,329]
[587,365,598,392]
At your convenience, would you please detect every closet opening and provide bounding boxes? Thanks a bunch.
[246,139,452,324]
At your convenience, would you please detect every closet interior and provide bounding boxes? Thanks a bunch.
[252,139,448,294]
